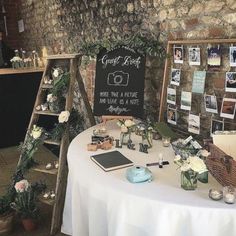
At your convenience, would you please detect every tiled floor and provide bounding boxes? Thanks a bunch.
[0,145,68,236]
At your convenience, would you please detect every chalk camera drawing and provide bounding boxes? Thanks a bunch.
[107,71,129,86]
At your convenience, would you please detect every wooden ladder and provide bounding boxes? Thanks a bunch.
[18,54,95,235]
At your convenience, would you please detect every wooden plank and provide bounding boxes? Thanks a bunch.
[46,53,80,59]
[41,84,53,89]
[44,139,61,146]
[34,110,60,116]
[159,42,171,122]
[168,38,236,45]
[0,68,44,75]
[33,165,58,175]
[76,58,96,127]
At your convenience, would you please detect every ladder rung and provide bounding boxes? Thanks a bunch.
[34,110,60,116]
[33,165,58,175]
[44,139,61,146]
[41,84,53,89]
[39,197,55,206]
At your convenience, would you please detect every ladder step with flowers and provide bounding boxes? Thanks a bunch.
[18,54,95,235]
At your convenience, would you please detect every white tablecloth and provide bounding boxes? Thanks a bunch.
[61,121,236,236]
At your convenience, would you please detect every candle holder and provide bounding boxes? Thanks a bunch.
[209,189,223,201]
[223,186,236,204]
[162,136,171,147]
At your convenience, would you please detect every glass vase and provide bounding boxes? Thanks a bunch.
[120,132,131,145]
[198,171,208,183]
[141,131,153,148]
[181,170,198,190]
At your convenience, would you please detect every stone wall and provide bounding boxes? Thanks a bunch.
[18,0,236,134]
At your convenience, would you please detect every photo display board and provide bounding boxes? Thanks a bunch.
[93,46,145,118]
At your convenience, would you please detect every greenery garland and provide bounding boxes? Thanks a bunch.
[79,34,166,59]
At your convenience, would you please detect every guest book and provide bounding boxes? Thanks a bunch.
[90,150,133,172]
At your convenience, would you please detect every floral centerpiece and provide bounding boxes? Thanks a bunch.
[11,179,46,231]
[136,122,153,148]
[117,119,136,144]
[10,56,23,69]
[174,155,208,190]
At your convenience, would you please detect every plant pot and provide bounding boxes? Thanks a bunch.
[21,218,37,231]
[0,212,14,234]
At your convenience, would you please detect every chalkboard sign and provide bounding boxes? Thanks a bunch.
[93,46,145,118]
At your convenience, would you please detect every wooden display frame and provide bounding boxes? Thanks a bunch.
[159,38,236,122]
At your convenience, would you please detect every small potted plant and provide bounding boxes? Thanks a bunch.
[11,179,45,231]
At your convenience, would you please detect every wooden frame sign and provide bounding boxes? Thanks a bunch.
[93,46,145,118]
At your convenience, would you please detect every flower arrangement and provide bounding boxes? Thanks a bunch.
[11,179,46,220]
[117,119,136,144]
[174,155,208,190]
[136,122,153,148]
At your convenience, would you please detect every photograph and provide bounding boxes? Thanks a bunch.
[229,46,236,67]
[181,91,192,111]
[192,71,206,94]
[167,107,177,125]
[171,68,181,86]
[167,87,176,105]
[211,119,224,136]
[188,113,200,135]
[189,47,201,66]
[204,94,218,113]
[220,97,236,119]
[207,45,221,70]
[225,72,236,92]
[173,45,183,64]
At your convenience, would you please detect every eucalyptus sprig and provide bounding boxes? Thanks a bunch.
[79,34,166,59]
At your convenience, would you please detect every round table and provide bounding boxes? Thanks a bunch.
[61,121,236,236]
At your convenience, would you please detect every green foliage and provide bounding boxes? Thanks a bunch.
[49,123,66,141]
[51,72,70,97]
[79,34,166,65]
[0,194,12,216]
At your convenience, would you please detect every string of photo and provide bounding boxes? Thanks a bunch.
[166,44,236,137]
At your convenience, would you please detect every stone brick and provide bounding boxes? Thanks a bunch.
[184,18,199,30]
[127,3,134,13]
[223,13,236,24]
[208,27,225,38]
[153,0,161,8]
[167,8,177,19]
[213,78,225,89]
[188,4,203,16]
[163,0,176,6]
[227,0,236,9]
[159,10,167,21]
[201,16,221,25]
[186,29,209,39]
[204,1,225,13]
[177,6,188,17]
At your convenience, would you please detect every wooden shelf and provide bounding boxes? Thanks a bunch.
[39,196,55,206]
[34,110,59,116]
[41,84,53,89]
[0,68,44,75]
[44,139,61,146]
[33,165,58,175]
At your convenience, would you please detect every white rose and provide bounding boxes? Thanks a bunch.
[121,124,128,133]
[58,111,70,123]
[174,155,181,162]
[53,69,59,78]
[14,179,30,193]
[188,156,207,174]
[47,94,53,102]
[180,163,191,172]
[124,119,135,127]
[31,125,42,139]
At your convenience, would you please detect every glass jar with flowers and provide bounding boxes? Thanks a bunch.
[47,93,59,113]
[174,155,208,190]
[117,119,136,145]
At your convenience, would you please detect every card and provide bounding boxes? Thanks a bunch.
[192,71,206,94]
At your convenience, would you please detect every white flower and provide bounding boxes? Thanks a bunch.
[53,69,60,78]
[188,156,208,174]
[199,149,210,158]
[180,163,191,172]
[14,179,30,193]
[121,124,128,133]
[174,155,181,162]
[117,120,123,127]
[124,119,135,127]
[58,111,70,123]
[31,125,43,139]
[47,94,57,103]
